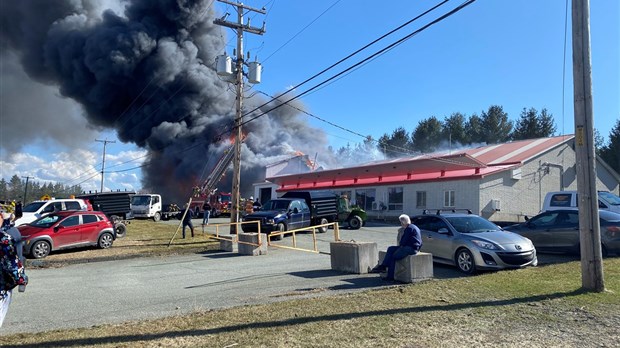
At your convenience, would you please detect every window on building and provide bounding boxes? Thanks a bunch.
[355,189,376,211]
[416,191,427,208]
[388,187,403,211]
[444,190,455,207]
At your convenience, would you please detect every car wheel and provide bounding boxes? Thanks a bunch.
[153,212,161,222]
[348,215,363,230]
[272,223,285,241]
[115,223,127,238]
[318,218,329,233]
[31,240,51,259]
[98,232,114,249]
[456,248,476,275]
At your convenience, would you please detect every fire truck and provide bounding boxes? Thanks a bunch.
[189,143,236,218]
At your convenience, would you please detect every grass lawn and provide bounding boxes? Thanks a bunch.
[6,252,620,347]
[24,219,222,269]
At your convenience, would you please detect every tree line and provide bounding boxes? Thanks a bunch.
[0,175,83,204]
[331,105,620,174]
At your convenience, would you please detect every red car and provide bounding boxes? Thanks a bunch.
[19,210,116,259]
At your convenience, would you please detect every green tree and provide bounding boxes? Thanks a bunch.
[480,105,513,144]
[512,107,557,140]
[378,127,412,157]
[464,113,483,144]
[599,119,620,174]
[8,175,23,201]
[0,178,7,199]
[411,116,443,153]
[442,112,468,146]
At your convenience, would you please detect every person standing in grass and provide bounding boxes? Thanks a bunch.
[182,204,195,238]
[370,214,422,280]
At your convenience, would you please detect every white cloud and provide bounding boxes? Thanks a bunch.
[1,146,146,193]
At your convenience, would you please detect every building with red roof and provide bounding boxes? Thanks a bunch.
[252,135,620,223]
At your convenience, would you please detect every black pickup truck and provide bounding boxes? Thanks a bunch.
[240,198,311,239]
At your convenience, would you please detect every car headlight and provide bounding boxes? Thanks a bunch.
[266,219,275,225]
[471,239,499,250]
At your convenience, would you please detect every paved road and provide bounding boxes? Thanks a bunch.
[1,220,575,335]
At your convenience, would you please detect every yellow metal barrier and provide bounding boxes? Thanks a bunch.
[203,220,263,247]
[168,220,262,247]
[267,222,341,254]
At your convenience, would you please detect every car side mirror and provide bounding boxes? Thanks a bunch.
[437,227,450,234]
[293,208,299,214]
[54,226,62,232]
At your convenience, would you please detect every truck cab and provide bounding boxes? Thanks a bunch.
[241,198,311,237]
[131,194,163,221]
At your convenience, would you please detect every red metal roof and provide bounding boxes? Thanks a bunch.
[270,135,574,191]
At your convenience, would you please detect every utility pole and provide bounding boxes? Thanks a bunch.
[96,139,116,192]
[214,0,265,233]
[571,0,604,292]
[22,176,34,203]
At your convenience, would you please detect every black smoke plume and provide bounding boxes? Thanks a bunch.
[1,0,338,203]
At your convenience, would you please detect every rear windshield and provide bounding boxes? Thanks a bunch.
[549,193,573,207]
[22,202,46,213]
[599,192,620,206]
[445,216,501,233]
[263,200,291,211]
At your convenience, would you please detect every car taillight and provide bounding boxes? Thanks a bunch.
[604,225,620,237]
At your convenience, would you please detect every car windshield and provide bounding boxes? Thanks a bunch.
[30,214,64,228]
[599,191,620,206]
[22,202,46,213]
[263,200,291,211]
[131,196,151,205]
[445,216,501,233]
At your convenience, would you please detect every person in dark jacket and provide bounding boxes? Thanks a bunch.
[182,204,195,238]
[370,214,422,280]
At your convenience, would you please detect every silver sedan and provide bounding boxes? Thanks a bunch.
[411,211,538,274]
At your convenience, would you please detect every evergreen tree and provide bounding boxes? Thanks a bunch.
[464,113,483,144]
[512,107,557,140]
[0,178,8,199]
[8,175,23,201]
[599,119,620,174]
[411,116,442,153]
[378,127,411,157]
[480,105,513,144]
[441,112,468,146]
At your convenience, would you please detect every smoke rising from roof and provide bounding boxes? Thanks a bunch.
[1,0,342,203]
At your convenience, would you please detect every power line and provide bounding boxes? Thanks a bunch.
[234,1,476,136]
[262,0,343,63]
[237,0,451,124]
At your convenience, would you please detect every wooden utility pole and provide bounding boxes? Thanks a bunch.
[96,139,116,192]
[214,0,265,233]
[22,176,34,203]
[571,0,604,292]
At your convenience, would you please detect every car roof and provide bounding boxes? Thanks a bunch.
[415,213,481,218]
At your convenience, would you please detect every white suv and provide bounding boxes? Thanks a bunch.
[14,199,89,226]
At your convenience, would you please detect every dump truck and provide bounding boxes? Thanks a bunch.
[281,190,367,230]
[76,190,135,238]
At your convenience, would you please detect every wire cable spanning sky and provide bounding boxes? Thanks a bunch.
[1,0,618,195]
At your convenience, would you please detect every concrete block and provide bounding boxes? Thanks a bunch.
[393,252,433,283]
[218,234,236,252]
[330,241,378,274]
[237,233,268,256]
[379,250,386,264]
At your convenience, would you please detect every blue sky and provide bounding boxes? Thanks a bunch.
[0,0,618,193]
